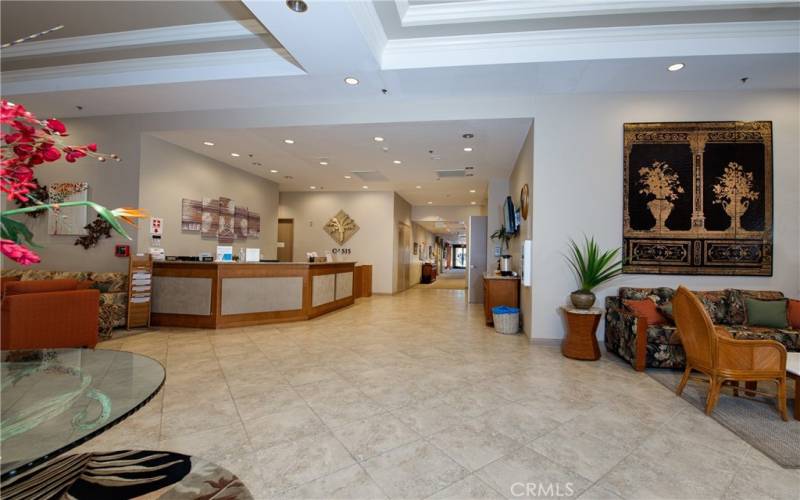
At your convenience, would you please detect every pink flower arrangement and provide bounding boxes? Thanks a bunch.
[1,100,144,265]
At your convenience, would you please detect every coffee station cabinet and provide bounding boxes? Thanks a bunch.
[482,274,520,325]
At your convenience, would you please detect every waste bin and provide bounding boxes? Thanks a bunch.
[492,306,520,335]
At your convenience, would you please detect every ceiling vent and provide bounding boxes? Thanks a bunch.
[351,171,388,182]
[436,169,466,178]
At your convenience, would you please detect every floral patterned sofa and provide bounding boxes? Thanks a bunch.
[1,269,127,337]
[605,287,800,371]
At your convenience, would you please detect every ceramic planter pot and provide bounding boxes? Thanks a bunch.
[570,290,596,309]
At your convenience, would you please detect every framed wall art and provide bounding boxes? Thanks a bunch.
[47,182,89,235]
[623,121,772,276]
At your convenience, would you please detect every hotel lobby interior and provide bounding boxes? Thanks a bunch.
[0,1,799,499]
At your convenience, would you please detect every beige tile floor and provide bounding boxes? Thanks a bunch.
[78,288,799,499]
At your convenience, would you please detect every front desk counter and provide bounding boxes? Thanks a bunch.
[151,261,355,329]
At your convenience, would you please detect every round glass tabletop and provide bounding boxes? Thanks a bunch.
[1,348,165,480]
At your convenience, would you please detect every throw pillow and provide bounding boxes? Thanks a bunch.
[623,299,667,326]
[788,299,800,330]
[744,298,789,329]
[658,303,674,322]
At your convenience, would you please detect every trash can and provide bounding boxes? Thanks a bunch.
[492,306,520,335]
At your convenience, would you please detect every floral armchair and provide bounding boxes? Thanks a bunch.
[605,287,799,371]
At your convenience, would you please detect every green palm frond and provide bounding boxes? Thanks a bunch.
[564,235,623,292]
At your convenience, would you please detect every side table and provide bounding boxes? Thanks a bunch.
[560,306,602,361]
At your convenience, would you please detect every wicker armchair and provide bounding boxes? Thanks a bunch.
[672,286,788,420]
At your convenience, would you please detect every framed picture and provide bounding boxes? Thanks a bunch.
[413,242,418,255]
[47,182,88,235]
[623,121,772,275]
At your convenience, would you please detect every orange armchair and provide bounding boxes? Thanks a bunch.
[1,280,100,350]
[672,285,788,420]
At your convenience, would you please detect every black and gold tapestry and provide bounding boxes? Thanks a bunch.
[623,121,772,276]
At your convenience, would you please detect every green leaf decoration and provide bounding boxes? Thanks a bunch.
[0,215,42,248]
[564,235,622,292]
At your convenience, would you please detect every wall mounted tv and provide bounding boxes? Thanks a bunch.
[504,196,518,234]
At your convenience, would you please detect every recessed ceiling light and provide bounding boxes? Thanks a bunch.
[668,63,685,72]
[469,189,476,193]
[309,186,317,190]
[393,160,402,165]
[319,161,328,166]
[462,133,474,139]
[286,0,308,13]
[230,153,240,157]
[362,185,369,189]
[415,185,421,189]
[427,201,433,205]
[373,136,384,142]
[463,147,473,152]
[471,201,477,205]
[269,169,279,173]
[344,77,359,86]
[283,139,295,144]
[203,141,215,146]
[344,175,352,179]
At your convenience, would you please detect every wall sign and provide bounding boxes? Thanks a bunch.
[623,121,772,276]
[324,210,359,246]
[181,196,260,244]
[149,217,163,236]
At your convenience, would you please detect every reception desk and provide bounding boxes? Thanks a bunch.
[151,261,355,329]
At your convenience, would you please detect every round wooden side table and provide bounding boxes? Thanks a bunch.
[560,306,602,360]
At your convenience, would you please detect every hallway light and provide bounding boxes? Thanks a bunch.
[344,77,360,86]
[427,201,433,205]
[286,0,308,13]
[469,189,476,193]
[668,63,685,72]
[415,185,421,189]
[203,141,214,146]
[269,169,279,173]
[230,153,240,157]
[362,185,369,189]
[283,139,295,144]
[373,136,384,142]
[393,160,402,165]
[463,147,473,152]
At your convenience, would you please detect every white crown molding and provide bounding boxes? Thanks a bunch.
[383,20,800,69]
[347,0,388,64]
[2,20,268,59]
[2,48,305,95]
[398,0,798,27]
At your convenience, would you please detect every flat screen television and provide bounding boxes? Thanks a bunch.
[504,196,518,234]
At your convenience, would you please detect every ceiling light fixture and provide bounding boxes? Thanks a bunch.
[415,185,421,189]
[269,169,279,173]
[668,63,685,72]
[373,136,384,142]
[427,201,433,205]
[344,77,359,86]
[362,185,369,189]
[319,161,328,166]
[471,201,477,205]
[344,175,352,179]
[203,141,215,146]
[462,133,474,139]
[309,186,317,190]
[463,147,473,152]
[469,189,476,193]
[393,160,402,165]
[286,0,308,13]
[283,139,295,144]
[230,153,240,157]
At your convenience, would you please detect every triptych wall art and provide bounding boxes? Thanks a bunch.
[181,197,260,244]
[622,121,772,276]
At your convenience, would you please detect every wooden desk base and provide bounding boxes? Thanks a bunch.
[561,308,602,361]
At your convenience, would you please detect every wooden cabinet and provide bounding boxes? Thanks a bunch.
[354,265,372,298]
[483,276,520,325]
[421,263,437,284]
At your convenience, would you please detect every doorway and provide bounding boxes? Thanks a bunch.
[277,218,294,262]
[452,245,467,269]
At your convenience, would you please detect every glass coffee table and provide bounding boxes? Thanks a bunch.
[1,348,165,480]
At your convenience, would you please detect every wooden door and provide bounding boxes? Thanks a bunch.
[277,218,294,262]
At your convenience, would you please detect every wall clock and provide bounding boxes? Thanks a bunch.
[520,184,529,220]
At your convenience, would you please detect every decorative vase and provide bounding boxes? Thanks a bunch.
[570,290,596,309]
[721,199,749,232]
[646,198,673,232]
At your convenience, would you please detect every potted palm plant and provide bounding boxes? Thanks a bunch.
[565,236,623,309]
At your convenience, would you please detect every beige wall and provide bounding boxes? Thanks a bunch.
[2,116,142,273]
[137,135,279,259]
[508,124,534,337]
[278,191,394,294]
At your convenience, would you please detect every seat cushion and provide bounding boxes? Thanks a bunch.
[619,287,674,306]
[647,324,681,345]
[20,270,92,282]
[744,298,789,329]
[692,290,729,324]
[89,272,128,293]
[624,299,668,326]
[724,325,800,352]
